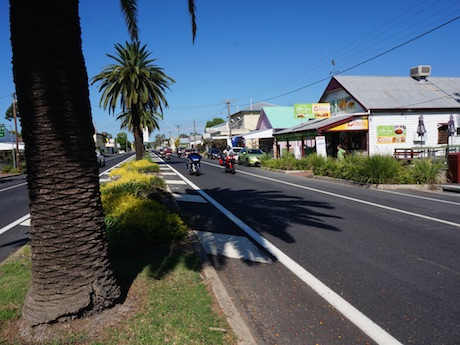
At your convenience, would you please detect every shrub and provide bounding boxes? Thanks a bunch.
[357,155,406,184]
[409,159,445,185]
[101,158,187,258]
[104,193,187,256]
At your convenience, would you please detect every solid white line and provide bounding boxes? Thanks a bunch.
[0,182,27,193]
[203,162,460,229]
[0,214,30,235]
[377,189,460,206]
[0,155,134,236]
[166,163,404,345]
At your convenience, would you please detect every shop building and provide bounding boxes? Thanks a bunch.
[275,66,460,159]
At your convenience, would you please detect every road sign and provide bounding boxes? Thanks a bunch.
[0,124,5,138]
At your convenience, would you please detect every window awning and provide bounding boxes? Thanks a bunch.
[243,128,273,139]
[274,114,361,141]
[0,142,24,151]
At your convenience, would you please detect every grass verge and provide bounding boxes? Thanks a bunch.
[0,157,236,344]
[0,245,236,345]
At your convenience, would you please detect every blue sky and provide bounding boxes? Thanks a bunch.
[1,0,460,141]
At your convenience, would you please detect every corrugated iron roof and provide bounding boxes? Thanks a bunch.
[261,106,305,129]
[276,114,354,135]
[326,76,460,110]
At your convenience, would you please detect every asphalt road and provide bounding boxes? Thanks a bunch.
[1,151,458,344]
[158,153,460,345]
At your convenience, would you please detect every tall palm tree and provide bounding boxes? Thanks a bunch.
[92,41,174,160]
[9,0,196,326]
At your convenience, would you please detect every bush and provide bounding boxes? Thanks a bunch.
[261,152,445,185]
[357,155,406,184]
[104,194,187,257]
[409,159,445,185]
[101,158,187,258]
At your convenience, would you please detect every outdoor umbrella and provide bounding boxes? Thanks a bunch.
[446,114,456,155]
[417,114,426,154]
[447,114,456,137]
[417,114,427,138]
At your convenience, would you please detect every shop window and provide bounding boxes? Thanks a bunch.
[438,124,448,144]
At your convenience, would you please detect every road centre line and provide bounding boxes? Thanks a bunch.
[165,162,404,345]
[202,161,460,229]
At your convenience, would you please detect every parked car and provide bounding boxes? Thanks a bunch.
[237,148,265,166]
[206,148,222,159]
[232,147,244,163]
[96,150,106,167]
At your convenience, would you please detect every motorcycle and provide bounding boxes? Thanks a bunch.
[186,152,202,176]
[165,151,171,160]
[220,154,236,174]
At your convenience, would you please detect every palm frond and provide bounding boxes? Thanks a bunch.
[120,0,139,41]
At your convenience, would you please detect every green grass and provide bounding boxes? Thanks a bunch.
[0,246,31,323]
[0,158,235,344]
[0,247,235,345]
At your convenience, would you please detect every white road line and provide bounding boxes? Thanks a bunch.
[0,155,134,236]
[166,163,404,345]
[172,193,207,203]
[0,214,30,235]
[164,180,187,185]
[194,231,272,263]
[0,182,27,193]
[377,189,460,206]
[203,162,460,229]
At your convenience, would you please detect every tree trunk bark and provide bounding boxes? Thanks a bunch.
[132,108,144,160]
[10,0,121,326]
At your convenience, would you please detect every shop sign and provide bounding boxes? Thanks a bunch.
[294,103,330,119]
[376,125,406,144]
[315,136,327,157]
[330,96,356,113]
[329,117,368,131]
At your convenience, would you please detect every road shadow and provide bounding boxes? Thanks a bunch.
[177,186,342,267]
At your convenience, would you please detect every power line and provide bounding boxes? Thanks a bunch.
[248,15,460,105]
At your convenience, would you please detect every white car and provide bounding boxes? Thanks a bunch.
[232,147,244,163]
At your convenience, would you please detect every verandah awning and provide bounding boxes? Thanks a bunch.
[243,128,273,140]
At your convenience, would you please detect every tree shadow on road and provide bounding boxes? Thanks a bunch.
[178,186,342,267]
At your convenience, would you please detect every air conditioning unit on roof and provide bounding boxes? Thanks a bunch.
[410,65,431,80]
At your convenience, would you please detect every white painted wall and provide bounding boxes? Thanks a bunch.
[368,112,459,156]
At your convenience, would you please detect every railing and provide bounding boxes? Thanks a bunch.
[394,145,460,161]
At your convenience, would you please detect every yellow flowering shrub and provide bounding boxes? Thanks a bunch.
[101,159,187,257]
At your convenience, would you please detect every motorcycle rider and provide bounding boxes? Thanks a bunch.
[186,149,202,172]
[222,146,235,172]
[223,146,234,157]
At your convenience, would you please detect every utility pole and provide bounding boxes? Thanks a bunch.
[226,100,231,145]
[193,120,196,149]
[12,93,20,171]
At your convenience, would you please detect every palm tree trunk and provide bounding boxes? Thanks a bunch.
[132,107,145,160]
[10,0,121,325]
